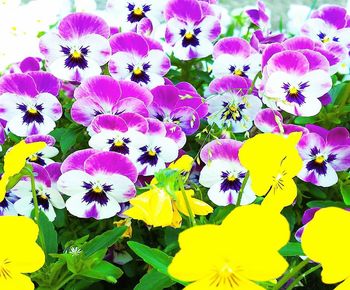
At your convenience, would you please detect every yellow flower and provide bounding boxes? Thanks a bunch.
[0,140,46,201]
[238,133,302,211]
[124,187,213,228]
[0,216,45,290]
[168,204,290,289]
[114,219,133,238]
[301,207,350,289]
[168,155,194,174]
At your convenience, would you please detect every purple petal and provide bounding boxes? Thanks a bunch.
[19,57,41,73]
[311,5,347,29]
[266,51,309,75]
[261,43,284,69]
[119,80,153,106]
[71,98,104,127]
[119,112,148,134]
[147,118,166,136]
[300,50,329,71]
[31,163,51,187]
[58,12,110,40]
[272,124,309,135]
[0,73,37,97]
[176,82,198,94]
[199,1,215,16]
[305,124,328,140]
[171,107,200,135]
[328,145,350,171]
[176,95,208,119]
[302,207,321,224]
[114,97,149,117]
[61,149,99,173]
[0,124,5,145]
[319,93,332,106]
[315,44,345,67]
[297,133,326,159]
[208,75,250,96]
[327,127,350,147]
[25,134,56,146]
[164,0,202,22]
[90,114,128,134]
[165,123,186,149]
[213,37,251,59]
[200,139,243,163]
[137,18,153,36]
[28,72,61,96]
[282,36,314,51]
[110,32,148,56]
[84,152,137,182]
[254,108,283,133]
[143,36,163,51]
[151,85,179,111]
[45,162,62,184]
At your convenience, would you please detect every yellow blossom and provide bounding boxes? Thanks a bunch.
[168,155,194,174]
[0,216,45,290]
[114,219,133,238]
[301,207,350,289]
[238,133,302,211]
[168,204,290,289]
[0,140,46,201]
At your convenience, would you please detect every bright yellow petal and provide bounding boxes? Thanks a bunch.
[302,207,350,284]
[0,216,39,243]
[4,141,46,177]
[261,178,297,212]
[334,277,350,290]
[0,272,34,290]
[169,155,194,173]
[171,205,182,228]
[0,174,9,202]
[175,190,213,217]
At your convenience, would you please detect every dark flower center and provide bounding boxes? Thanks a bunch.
[220,171,245,192]
[180,28,201,47]
[82,181,112,206]
[137,145,161,166]
[282,82,309,105]
[61,45,89,70]
[107,137,131,155]
[17,103,44,124]
[127,3,151,23]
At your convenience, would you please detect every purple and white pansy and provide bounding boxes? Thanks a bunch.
[71,76,152,128]
[212,37,261,81]
[128,119,179,176]
[261,47,332,116]
[12,163,65,221]
[0,72,62,137]
[199,139,256,206]
[39,12,111,82]
[0,191,19,216]
[206,75,262,132]
[297,125,350,187]
[109,32,170,89]
[25,135,59,166]
[57,150,137,220]
[164,0,221,60]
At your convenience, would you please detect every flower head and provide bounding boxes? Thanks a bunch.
[168,204,290,289]
[238,133,303,211]
[0,216,45,290]
[301,207,350,289]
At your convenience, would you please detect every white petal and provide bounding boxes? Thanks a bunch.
[57,170,93,196]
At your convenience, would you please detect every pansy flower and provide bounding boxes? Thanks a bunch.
[57,150,137,219]
[212,37,261,80]
[0,191,18,216]
[25,135,59,166]
[39,12,111,82]
[302,207,350,289]
[88,113,147,156]
[164,0,221,60]
[261,49,332,116]
[109,32,170,89]
[12,163,65,222]
[168,204,290,290]
[9,56,41,74]
[71,75,152,127]
[0,72,62,137]
[199,139,256,206]
[297,125,350,187]
[106,0,165,32]
[0,216,45,290]
[239,133,303,211]
[207,75,262,132]
[129,119,179,176]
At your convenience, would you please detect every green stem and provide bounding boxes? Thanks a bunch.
[236,171,250,206]
[286,264,321,290]
[177,175,196,227]
[273,258,311,290]
[53,273,76,290]
[248,71,262,94]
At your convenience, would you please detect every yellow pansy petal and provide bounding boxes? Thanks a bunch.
[0,272,35,290]
[175,190,213,217]
[190,198,213,216]
[261,178,297,211]
[249,172,274,197]
[334,278,350,290]
[169,155,193,173]
[0,216,39,243]
[171,205,182,228]
[0,174,9,202]
[4,141,46,176]
[302,207,350,285]
[222,205,290,250]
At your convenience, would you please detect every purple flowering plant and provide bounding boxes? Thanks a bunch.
[0,1,349,289]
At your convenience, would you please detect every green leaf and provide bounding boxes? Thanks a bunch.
[38,211,58,263]
[306,200,346,208]
[340,183,350,205]
[60,128,81,155]
[279,242,304,257]
[127,241,188,286]
[79,261,123,283]
[294,116,318,125]
[209,205,235,224]
[135,269,175,290]
[82,226,126,257]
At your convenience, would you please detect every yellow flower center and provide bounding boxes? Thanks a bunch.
[148,150,157,156]
[0,259,11,280]
[185,32,193,40]
[93,185,103,193]
[28,107,38,114]
[234,69,243,76]
[40,194,48,200]
[210,263,240,288]
[315,156,325,164]
[133,7,143,16]
[71,50,82,58]
[322,37,330,43]
[227,175,236,182]
[289,86,298,95]
[28,154,38,161]
[229,105,238,112]
[114,140,124,147]
[133,67,142,75]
